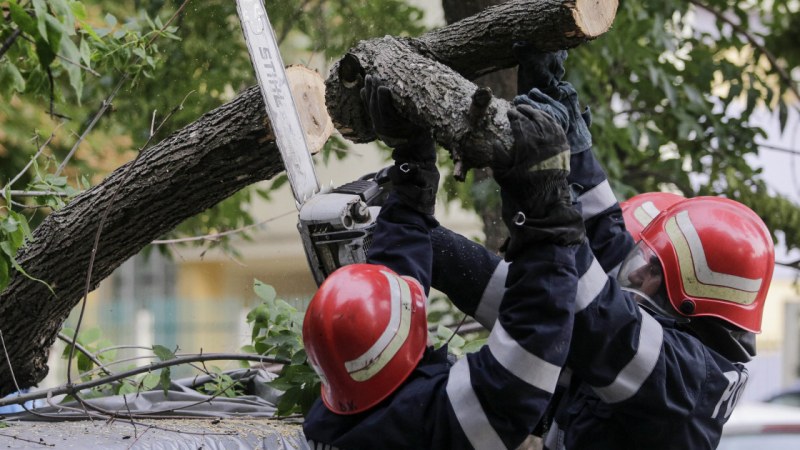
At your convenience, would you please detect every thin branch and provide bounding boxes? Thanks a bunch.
[17,33,100,77]
[776,259,800,271]
[0,353,283,408]
[0,432,54,447]
[0,329,22,395]
[151,210,295,245]
[757,143,800,156]
[0,28,21,60]
[689,0,800,102]
[56,332,114,378]
[5,126,61,188]
[67,69,195,387]
[5,190,71,198]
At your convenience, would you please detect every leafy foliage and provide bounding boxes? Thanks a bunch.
[437,0,800,253]
[563,0,800,248]
[243,279,318,416]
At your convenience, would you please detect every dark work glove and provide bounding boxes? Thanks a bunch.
[516,84,592,155]
[492,105,585,256]
[360,74,436,164]
[513,43,567,98]
[361,74,439,215]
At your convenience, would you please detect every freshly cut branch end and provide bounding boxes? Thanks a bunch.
[572,0,619,38]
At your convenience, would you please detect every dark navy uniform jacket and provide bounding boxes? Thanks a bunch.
[303,194,580,450]
[429,148,749,449]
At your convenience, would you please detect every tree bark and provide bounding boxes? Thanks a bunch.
[0,86,279,397]
[442,0,515,253]
[326,0,618,178]
[0,0,618,396]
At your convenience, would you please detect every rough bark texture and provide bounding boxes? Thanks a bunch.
[0,86,279,397]
[326,0,618,178]
[0,0,617,396]
[443,0,515,253]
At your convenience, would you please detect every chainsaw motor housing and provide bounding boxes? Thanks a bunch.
[298,177,387,286]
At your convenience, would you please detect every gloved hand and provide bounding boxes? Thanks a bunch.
[492,104,585,256]
[516,84,592,155]
[361,74,439,215]
[360,74,436,164]
[512,44,593,155]
[513,43,567,98]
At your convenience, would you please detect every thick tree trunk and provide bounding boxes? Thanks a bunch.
[0,86,278,397]
[0,0,617,397]
[326,0,618,178]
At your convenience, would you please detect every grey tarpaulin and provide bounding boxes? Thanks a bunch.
[0,369,310,449]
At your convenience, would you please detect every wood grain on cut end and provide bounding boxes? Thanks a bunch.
[287,65,333,154]
[572,0,619,38]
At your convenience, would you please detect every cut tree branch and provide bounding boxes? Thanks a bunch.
[0,85,280,397]
[0,0,617,397]
[325,0,618,178]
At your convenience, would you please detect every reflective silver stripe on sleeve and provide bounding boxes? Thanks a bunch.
[488,321,561,393]
[576,257,607,312]
[446,357,507,450]
[474,260,509,330]
[578,179,616,221]
[591,309,664,403]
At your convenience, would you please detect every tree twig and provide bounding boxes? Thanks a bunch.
[56,332,114,378]
[0,353,283,408]
[66,79,197,388]
[5,126,61,189]
[150,210,294,245]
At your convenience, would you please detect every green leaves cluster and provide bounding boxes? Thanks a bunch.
[564,0,800,247]
[2,0,175,103]
[242,280,319,416]
[0,198,33,292]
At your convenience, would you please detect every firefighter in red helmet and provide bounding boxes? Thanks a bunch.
[302,74,586,449]
[424,48,774,449]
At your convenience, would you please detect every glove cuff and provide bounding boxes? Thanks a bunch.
[500,177,585,257]
[389,162,440,215]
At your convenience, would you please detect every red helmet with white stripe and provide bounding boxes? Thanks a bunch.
[302,263,428,414]
[620,192,685,242]
[638,197,774,332]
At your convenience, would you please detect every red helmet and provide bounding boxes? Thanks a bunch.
[620,192,685,241]
[637,197,774,332]
[302,263,428,414]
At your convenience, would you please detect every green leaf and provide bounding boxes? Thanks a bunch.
[34,37,57,69]
[118,382,137,395]
[240,344,257,354]
[69,1,87,21]
[141,372,159,391]
[79,327,101,344]
[275,386,302,416]
[60,36,83,100]
[8,1,37,36]
[0,256,9,292]
[152,344,176,361]
[159,367,171,396]
[104,13,118,27]
[253,280,276,302]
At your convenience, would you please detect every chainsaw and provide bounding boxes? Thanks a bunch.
[235,0,385,286]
